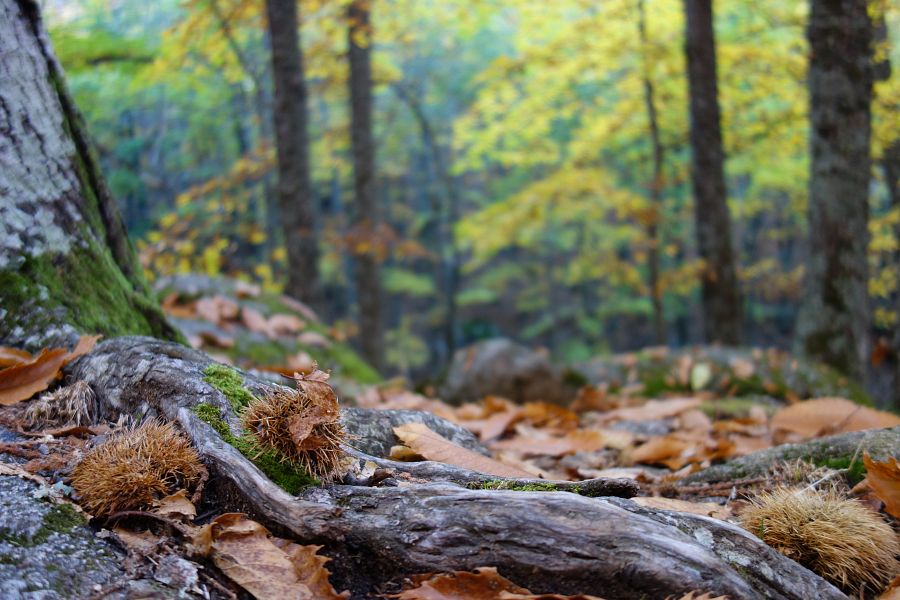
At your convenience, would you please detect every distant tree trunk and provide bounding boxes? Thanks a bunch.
[683,0,742,345]
[347,0,384,372]
[796,0,874,382]
[639,0,665,345]
[884,140,900,406]
[0,0,179,351]
[265,0,320,308]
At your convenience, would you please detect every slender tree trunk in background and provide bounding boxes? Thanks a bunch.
[392,83,462,359]
[884,140,900,406]
[639,0,665,345]
[683,0,742,345]
[265,0,320,308]
[0,0,179,349]
[796,0,873,382]
[348,0,384,372]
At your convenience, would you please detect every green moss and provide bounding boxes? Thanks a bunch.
[203,364,256,412]
[473,480,565,493]
[1,504,86,547]
[191,402,316,493]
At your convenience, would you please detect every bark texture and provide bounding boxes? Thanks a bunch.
[684,0,742,345]
[347,0,384,373]
[0,0,178,351]
[265,0,320,308]
[796,0,874,382]
[67,337,847,600]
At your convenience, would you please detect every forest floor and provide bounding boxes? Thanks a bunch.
[0,277,899,599]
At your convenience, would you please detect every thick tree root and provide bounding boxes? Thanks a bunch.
[682,426,900,485]
[69,337,847,599]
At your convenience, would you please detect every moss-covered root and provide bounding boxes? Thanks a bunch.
[192,402,316,494]
[202,364,256,412]
[680,426,900,485]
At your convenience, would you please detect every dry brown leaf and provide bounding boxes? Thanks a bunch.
[161,293,196,319]
[598,397,703,423]
[113,526,161,553]
[153,489,197,521]
[632,497,732,520]
[235,280,262,298]
[391,567,530,599]
[0,346,32,368]
[279,295,320,322]
[771,398,900,439]
[521,402,579,430]
[298,331,331,348]
[242,307,272,336]
[491,430,608,458]
[199,330,235,349]
[878,575,900,600]
[463,409,523,442]
[667,594,728,600]
[209,513,315,599]
[271,539,349,599]
[0,335,99,405]
[268,314,306,336]
[862,453,900,519]
[393,423,533,478]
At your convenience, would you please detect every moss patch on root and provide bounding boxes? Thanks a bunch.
[473,480,569,493]
[202,364,256,412]
[192,402,316,494]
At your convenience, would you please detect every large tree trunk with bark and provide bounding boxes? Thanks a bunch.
[796,0,874,382]
[265,0,320,309]
[347,0,385,373]
[684,0,743,345]
[0,0,179,351]
[0,2,854,598]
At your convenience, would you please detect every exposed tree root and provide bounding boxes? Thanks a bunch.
[69,337,848,599]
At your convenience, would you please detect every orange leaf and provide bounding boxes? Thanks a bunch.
[862,453,900,519]
[391,567,529,599]
[771,398,900,439]
[393,423,533,478]
[598,397,703,423]
[0,346,33,368]
[0,335,100,405]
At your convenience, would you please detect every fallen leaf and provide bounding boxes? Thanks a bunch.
[298,331,331,348]
[271,539,348,599]
[0,346,32,367]
[632,497,731,520]
[393,423,533,478]
[242,307,272,336]
[391,567,530,599]
[113,526,161,553]
[153,489,197,521]
[667,594,728,600]
[878,575,900,600]
[279,295,320,323]
[0,335,100,405]
[235,280,262,298]
[771,398,900,439]
[690,363,712,390]
[209,513,323,600]
[269,314,306,336]
[392,567,605,600]
[598,397,703,423]
[491,430,609,457]
[199,330,235,349]
[862,454,900,519]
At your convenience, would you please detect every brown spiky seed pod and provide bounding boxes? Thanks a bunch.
[739,487,900,593]
[71,420,205,516]
[26,380,98,428]
[241,372,346,481]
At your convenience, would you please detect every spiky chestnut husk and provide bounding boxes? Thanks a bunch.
[241,376,346,482]
[739,487,900,593]
[26,380,98,428]
[71,420,205,516]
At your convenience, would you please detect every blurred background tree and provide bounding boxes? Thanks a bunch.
[42,0,900,403]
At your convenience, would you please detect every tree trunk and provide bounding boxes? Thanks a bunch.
[885,139,900,408]
[347,0,384,372]
[0,0,179,351]
[265,0,320,308]
[683,0,742,345]
[796,0,874,382]
[639,0,666,345]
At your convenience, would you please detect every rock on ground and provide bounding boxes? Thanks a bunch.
[441,338,570,405]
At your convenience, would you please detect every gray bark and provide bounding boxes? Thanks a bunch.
[0,0,178,351]
[796,0,874,381]
[684,0,743,344]
[67,337,846,600]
